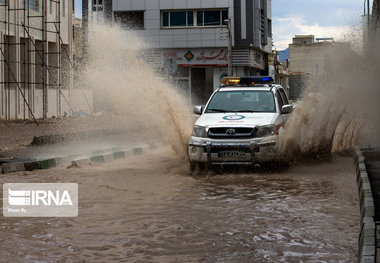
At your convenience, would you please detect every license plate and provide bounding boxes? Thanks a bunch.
[218,151,246,158]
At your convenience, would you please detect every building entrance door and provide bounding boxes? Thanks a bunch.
[191,68,213,106]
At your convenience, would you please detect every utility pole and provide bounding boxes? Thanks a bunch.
[368,0,371,26]
[368,0,380,55]
[374,0,380,61]
[224,18,233,76]
[373,0,380,30]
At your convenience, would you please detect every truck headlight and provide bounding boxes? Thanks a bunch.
[192,126,207,138]
[256,124,276,137]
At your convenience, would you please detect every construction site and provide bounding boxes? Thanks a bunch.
[0,0,91,122]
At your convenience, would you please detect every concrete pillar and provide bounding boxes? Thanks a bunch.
[10,0,21,120]
[55,0,61,117]
[48,42,59,117]
[189,67,192,106]
[0,31,3,119]
[5,35,8,121]
[68,0,74,115]
[0,31,4,120]
[32,40,44,118]
[43,0,48,118]
[20,38,27,119]
[29,36,36,116]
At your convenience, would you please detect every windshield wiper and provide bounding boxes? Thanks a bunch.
[208,108,253,113]
[207,108,229,112]
[235,110,260,113]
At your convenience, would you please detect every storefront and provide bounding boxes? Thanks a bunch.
[160,48,228,105]
[160,47,268,106]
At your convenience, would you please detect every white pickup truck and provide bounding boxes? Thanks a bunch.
[188,76,293,169]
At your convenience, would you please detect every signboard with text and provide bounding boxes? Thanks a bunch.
[163,48,228,67]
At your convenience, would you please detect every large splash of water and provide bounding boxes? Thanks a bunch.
[279,41,380,158]
[79,21,380,162]
[79,22,193,158]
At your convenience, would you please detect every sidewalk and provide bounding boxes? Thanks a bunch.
[355,146,380,262]
[0,114,149,155]
[0,115,161,173]
[1,141,161,173]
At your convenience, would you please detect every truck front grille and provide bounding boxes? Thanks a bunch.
[208,127,257,139]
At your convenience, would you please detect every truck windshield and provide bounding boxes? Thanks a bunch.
[205,90,276,113]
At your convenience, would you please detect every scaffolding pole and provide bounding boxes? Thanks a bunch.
[0,0,73,122]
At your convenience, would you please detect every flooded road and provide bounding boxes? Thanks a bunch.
[0,148,359,262]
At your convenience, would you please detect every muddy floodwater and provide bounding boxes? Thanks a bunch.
[0,148,359,262]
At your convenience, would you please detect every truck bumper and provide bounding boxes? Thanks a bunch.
[188,137,278,165]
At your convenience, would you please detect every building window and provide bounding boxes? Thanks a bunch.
[260,9,264,36]
[0,0,6,4]
[23,0,38,11]
[204,10,220,26]
[92,0,103,11]
[196,11,203,26]
[187,11,193,26]
[260,9,267,45]
[170,11,186,27]
[162,11,194,27]
[114,11,145,30]
[162,9,228,28]
[163,12,169,26]
[49,0,53,14]
[268,19,272,37]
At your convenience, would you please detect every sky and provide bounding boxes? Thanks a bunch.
[74,0,367,50]
[74,0,82,18]
[272,0,366,50]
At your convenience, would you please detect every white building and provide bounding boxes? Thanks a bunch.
[0,0,77,120]
[84,0,273,105]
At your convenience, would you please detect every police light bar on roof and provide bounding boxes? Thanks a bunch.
[220,76,274,86]
[240,76,274,85]
[220,76,240,85]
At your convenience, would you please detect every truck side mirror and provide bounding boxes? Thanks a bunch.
[281,105,293,114]
[193,106,203,115]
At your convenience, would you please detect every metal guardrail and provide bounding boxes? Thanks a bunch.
[355,147,376,262]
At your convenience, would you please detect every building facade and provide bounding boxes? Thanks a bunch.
[268,50,289,94]
[288,35,352,99]
[84,0,273,105]
[0,0,75,120]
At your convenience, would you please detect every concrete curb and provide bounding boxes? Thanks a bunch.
[355,146,376,263]
[31,128,132,146]
[1,143,160,174]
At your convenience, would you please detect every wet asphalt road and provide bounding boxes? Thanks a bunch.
[0,148,360,262]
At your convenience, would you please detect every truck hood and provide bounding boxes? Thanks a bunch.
[195,113,277,128]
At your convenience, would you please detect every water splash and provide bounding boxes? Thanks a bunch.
[79,22,193,158]
[279,40,380,158]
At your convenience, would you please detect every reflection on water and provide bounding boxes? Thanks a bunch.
[0,151,359,262]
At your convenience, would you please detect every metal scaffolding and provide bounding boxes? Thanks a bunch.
[0,0,73,123]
